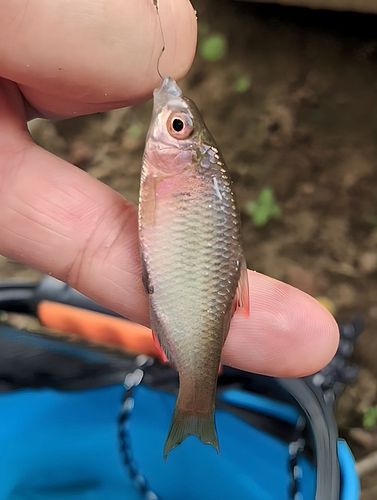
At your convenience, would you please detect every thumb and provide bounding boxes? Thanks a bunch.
[0,0,197,118]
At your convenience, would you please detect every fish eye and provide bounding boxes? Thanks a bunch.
[167,113,194,140]
[172,118,184,132]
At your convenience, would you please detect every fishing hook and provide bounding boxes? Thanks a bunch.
[153,0,166,80]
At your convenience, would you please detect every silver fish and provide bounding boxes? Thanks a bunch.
[138,77,249,459]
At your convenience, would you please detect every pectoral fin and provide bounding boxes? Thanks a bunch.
[139,174,157,228]
[233,258,250,317]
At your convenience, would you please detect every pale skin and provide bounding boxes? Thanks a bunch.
[0,0,339,377]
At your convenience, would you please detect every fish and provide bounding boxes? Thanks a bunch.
[138,77,249,460]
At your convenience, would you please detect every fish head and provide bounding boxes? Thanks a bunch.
[144,77,212,176]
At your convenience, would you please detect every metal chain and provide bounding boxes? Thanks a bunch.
[288,438,306,499]
[118,355,160,500]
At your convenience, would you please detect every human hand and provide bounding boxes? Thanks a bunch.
[0,0,338,378]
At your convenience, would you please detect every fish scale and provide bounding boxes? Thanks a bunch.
[138,77,249,459]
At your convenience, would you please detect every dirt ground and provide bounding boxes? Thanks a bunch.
[1,0,377,497]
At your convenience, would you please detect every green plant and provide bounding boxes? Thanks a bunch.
[363,406,377,428]
[234,76,251,93]
[200,34,227,62]
[126,123,143,140]
[245,187,281,227]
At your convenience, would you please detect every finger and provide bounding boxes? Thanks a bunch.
[0,0,197,118]
[0,78,149,326]
[223,271,339,377]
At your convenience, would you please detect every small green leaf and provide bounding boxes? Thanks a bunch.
[245,187,281,227]
[234,76,251,93]
[363,406,377,428]
[259,186,274,204]
[253,209,268,227]
[126,123,143,139]
[200,34,227,62]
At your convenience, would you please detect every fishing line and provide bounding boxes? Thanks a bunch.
[153,0,166,80]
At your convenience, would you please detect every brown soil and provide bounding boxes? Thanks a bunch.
[1,1,377,497]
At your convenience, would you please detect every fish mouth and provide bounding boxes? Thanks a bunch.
[153,77,182,108]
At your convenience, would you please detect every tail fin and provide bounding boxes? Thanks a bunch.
[163,406,219,460]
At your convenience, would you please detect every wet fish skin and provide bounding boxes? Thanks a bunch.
[138,77,248,459]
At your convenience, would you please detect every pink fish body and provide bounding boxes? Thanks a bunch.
[138,77,249,459]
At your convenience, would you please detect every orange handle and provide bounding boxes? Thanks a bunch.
[37,301,159,358]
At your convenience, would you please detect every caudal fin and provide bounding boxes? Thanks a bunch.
[163,406,219,460]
